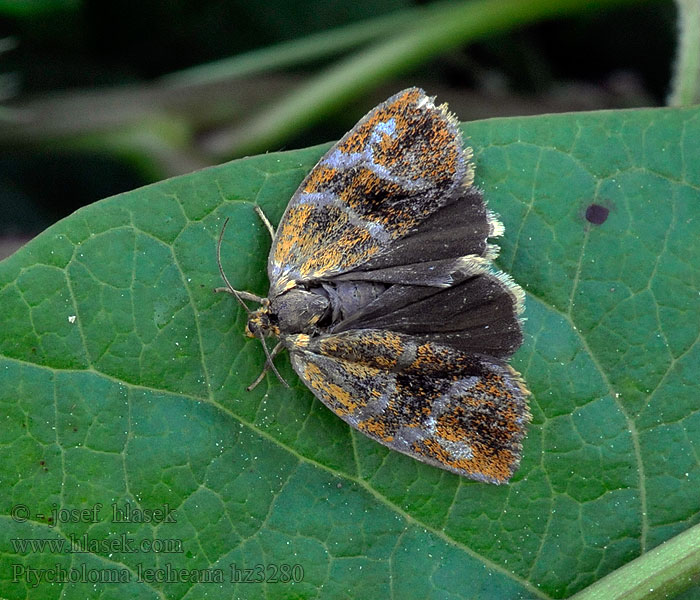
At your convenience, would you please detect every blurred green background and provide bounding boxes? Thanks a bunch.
[0,0,679,258]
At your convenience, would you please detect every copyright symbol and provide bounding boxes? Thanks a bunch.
[11,504,29,522]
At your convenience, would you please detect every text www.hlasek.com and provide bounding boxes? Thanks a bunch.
[10,533,182,554]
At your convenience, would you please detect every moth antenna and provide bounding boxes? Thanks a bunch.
[254,205,276,240]
[217,217,252,315]
[249,339,289,390]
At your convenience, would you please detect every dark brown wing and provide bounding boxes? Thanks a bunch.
[317,184,524,359]
[331,265,525,359]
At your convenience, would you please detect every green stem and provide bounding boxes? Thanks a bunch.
[160,6,428,86]
[570,522,700,600]
[668,0,700,106]
[213,0,650,157]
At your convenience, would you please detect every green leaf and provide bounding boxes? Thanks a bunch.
[1,105,699,599]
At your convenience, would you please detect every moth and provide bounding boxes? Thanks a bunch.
[218,88,530,484]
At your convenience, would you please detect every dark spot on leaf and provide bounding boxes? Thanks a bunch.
[585,204,609,225]
[39,460,45,465]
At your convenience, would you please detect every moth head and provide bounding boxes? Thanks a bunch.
[245,300,279,338]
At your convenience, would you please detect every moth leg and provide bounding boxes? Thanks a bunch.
[213,287,265,303]
[247,341,286,391]
[254,205,276,240]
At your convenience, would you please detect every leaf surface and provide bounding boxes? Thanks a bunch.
[1,106,699,599]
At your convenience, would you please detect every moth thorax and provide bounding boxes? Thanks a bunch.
[271,287,330,334]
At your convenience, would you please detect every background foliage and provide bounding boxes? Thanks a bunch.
[0,0,676,249]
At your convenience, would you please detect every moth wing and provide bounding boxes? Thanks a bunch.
[268,87,471,294]
[299,173,522,356]
[332,261,526,360]
[342,185,502,272]
[287,329,530,483]
[270,167,521,356]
